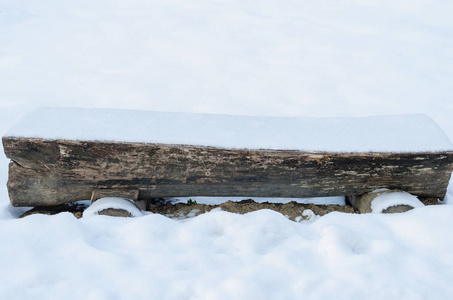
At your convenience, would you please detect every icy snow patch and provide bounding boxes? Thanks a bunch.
[82,197,145,218]
[371,191,424,213]
[5,107,453,153]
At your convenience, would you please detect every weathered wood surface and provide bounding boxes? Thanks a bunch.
[3,137,453,207]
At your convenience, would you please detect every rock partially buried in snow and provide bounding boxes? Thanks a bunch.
[82,197,145,218]
[358,189,424,214]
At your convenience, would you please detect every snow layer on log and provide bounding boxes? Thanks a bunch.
[5,107,453,153]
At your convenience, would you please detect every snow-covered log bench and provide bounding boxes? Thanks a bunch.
[3,108,453,213]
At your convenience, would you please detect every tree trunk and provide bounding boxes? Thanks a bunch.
[3,137,453,207]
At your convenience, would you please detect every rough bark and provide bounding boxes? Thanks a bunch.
[3,137,453,207]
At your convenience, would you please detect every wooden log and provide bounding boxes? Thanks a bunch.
[347,191,416,214]
[90,189,146,210]
[91,189,139,202]
[3,136,453,207]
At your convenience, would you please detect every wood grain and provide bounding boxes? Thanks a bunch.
[3,137,453,206]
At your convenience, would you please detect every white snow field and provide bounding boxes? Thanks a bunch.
[2,1,453,299]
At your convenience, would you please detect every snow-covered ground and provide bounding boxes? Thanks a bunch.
[1,1,453,299]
